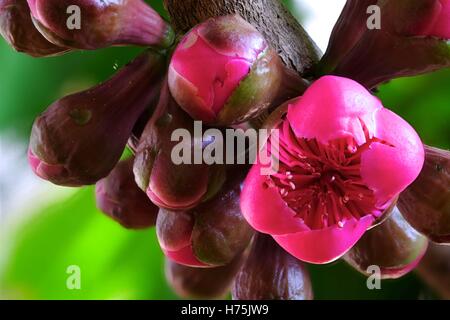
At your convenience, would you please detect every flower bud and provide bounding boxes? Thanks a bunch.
[134,81,225,210]
[232,234,313,300]
[156,168,254,267]
[191,168,254,266]
[411,0,450,39]
[168,14,303,126]
[95,158,158,229]
[0,0,68,57]
[317,0,377,75]
[398,146,450,243]
[320,0,450,88]
[165,255,244,299]
[416,242,450,299]
[344,207,428,279]
[156,209,208,268]
[29,50,165,186]
[27,0,174,50]
[157,209,195,253]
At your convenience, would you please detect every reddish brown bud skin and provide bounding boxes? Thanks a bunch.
[156,167,253,267]
[191,168,254,266]
[157,209,195,252]
[416,242,450,299]
[398,146,450,243]
[165,255,244,299]
[29,50,165,186]
[232,234,313,300]
[0,0,68,57]
[320,0,450,88]
[317,0,377,75]
[344,207,428,279]
[95,158,158,229]
[134,81,224,210]
[334,29,450,89]
[28,0,174,50]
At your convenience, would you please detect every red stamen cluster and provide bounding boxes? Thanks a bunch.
[267,119,393,230]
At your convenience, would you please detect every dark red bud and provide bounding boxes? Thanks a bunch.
[165,255,244,299]
[416,242,450,299]
[317,0,377,75]
[344,207,428,279]
[157,209,195,253]
[320,0,450,88]
[191,168,254,266]
[232,234,313,300]
[95,158,158,229]
[398,146,450,243]
[27,0,174,50]
[156,167,254,267]
[134,81,225,210]
[0,0,68,57]
[29,50,165,186]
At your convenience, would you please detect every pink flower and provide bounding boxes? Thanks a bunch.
[416,0,450,39]
[241,76,425,264]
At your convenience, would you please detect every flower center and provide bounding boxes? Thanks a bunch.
[266,119,391,230]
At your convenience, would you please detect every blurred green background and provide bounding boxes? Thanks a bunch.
[0,0,449,300]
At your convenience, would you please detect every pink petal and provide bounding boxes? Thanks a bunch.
[361,108,425,206]
[27,148,73,184]
[168,66,216,123]
[287,76,382,145]
[241,164,309,235]
[273,215,375,264]
[163,245,211,268]
[169,29,251,118]
[26,0,38,18]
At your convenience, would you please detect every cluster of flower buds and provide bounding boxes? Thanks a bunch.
[318,0,450,88]
[3,0,450,300]
[156,167,254,267]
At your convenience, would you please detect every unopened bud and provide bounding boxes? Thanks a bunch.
[232,234,313,300]
[398,146,450,243]
[344,207,428,279]
[95,158,158,229]
[27,0,174,49]
[29,50,165,186]
[0,0,68,57]
[165,255,244,299]
[169,14,304,126]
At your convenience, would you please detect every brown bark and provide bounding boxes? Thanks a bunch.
[163,0,321,76]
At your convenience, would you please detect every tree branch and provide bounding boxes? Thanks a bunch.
[163,0,321,76]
